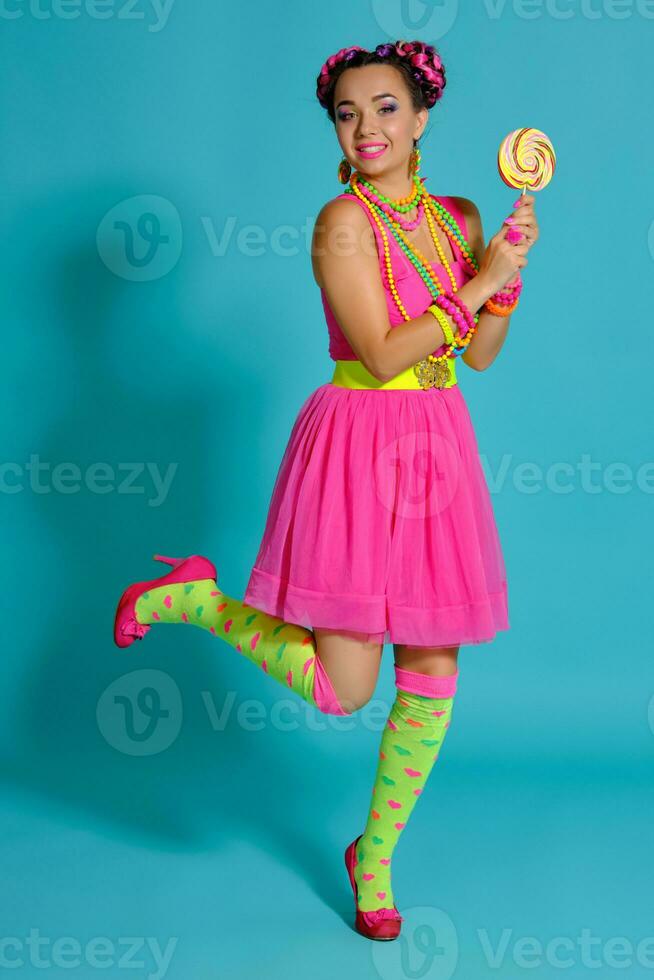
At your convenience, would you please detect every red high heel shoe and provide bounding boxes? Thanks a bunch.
[344,834,403,941]
[113,553,217,648]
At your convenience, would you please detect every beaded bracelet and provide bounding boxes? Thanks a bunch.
[485,284,521,316]
[447,291,479,334]
[484,273,523,316]
[427,303,455,349]
[433,292,476,342]
[485,297,519,317]
[491,283,522,305]
[494,279,522,299]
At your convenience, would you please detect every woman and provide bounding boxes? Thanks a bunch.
[113,40,538,941]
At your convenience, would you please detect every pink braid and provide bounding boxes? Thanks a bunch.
[316,45,368,109]
[375,40,446,107]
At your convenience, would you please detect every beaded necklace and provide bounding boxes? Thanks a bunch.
[345,171,481,388]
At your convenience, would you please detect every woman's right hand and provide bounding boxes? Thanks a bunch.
[477,200,533,294]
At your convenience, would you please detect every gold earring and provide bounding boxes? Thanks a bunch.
[409,144,421,176]
[337,156,352,184]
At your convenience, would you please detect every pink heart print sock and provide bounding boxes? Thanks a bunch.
[353,667,458,912]
[134,580,348,715]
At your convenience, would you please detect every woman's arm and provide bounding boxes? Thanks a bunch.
[312,199,497,383]
[454,195,536,372]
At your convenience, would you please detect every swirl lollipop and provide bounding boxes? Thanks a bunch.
[498,127,556,197]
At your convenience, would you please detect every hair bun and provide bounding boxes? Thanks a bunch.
[375,40,446,107]
[316,45,368,110]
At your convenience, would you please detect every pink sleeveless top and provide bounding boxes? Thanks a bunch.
[320,193,475,361]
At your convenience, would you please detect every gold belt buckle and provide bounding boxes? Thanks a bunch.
[413,358,451,390]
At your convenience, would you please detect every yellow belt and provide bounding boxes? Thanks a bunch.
[330,357,457,390]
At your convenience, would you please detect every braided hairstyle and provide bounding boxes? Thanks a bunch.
[316,40,446,124]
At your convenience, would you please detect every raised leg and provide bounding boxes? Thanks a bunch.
[133,574,383,715]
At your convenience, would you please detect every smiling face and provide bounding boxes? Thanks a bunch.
[333,63,428,189]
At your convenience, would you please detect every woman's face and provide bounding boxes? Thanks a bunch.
[333,64,426,179]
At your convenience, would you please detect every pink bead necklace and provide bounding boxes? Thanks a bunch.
[347,172,481,387]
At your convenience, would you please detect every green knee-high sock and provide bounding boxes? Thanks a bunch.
[353,685,456,911]
[133,579,348,715]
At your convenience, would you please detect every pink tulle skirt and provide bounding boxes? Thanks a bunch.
[244,381,509,647]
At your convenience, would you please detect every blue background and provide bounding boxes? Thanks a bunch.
[1,1,651,977]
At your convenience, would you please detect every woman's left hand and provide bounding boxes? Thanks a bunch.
[504,193,539,250]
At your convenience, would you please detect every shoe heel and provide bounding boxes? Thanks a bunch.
[153,554,182,567]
